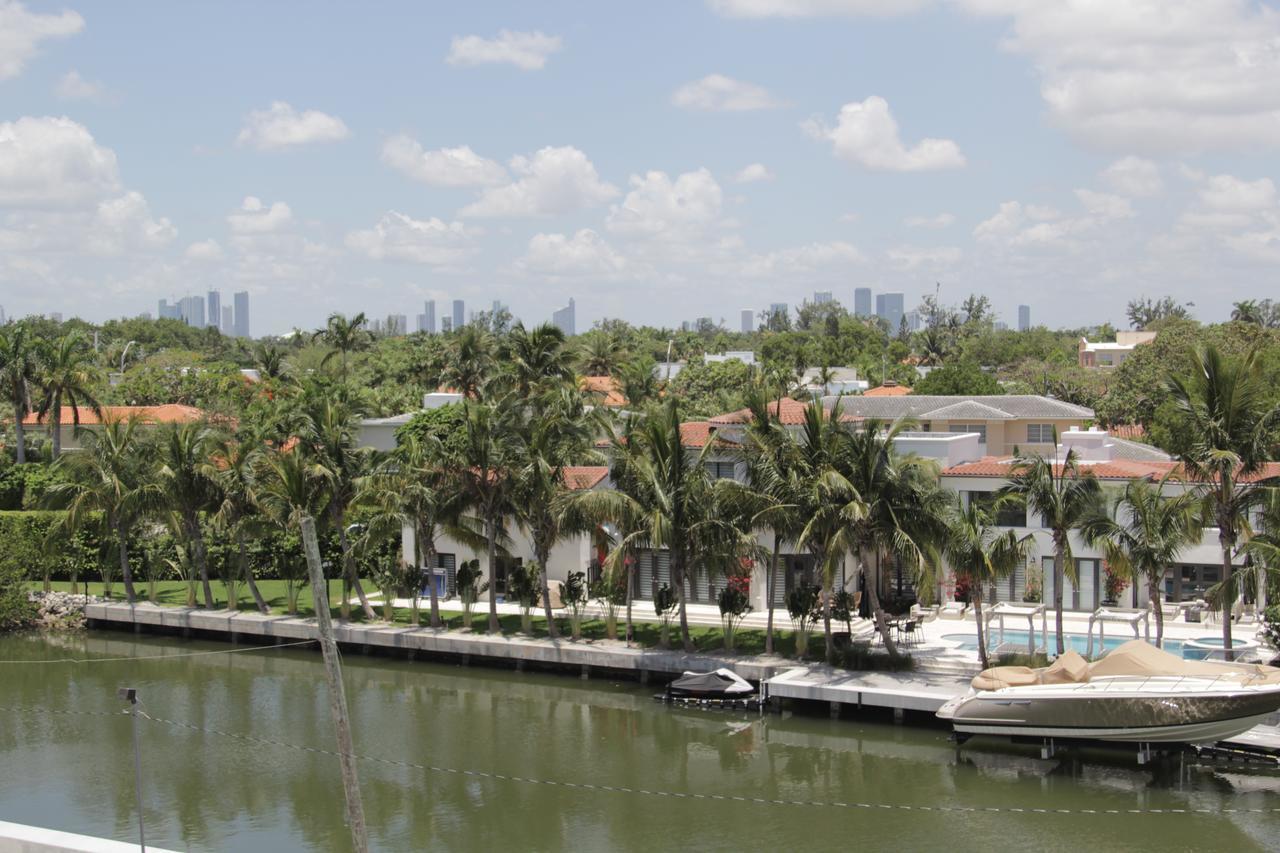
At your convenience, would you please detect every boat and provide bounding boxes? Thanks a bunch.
[937,640,1280,744]
[655,668,761,710]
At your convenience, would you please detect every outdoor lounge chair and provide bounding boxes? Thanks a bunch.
[939,602,968,620]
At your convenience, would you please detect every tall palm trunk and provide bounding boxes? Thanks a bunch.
[674,547,692,652]
[338,520,377,620]
[50,392,62,459]
[118,521,137,604]
[817,548,834,665]
[1053,542,1066,655]
[1219,521,1235,661]
[536,537,558,640]
[624,554,634,646]
[189,514,215,609]
[420,524,442,629]
[13,402,26,464]
[1150,577,1164,648]
[486,512,500,634]
[973,583,988,669]
[765,539,781,655]
[865,556,901,658]
[238,527,270,614]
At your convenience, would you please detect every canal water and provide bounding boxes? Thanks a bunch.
[0,631,1277,852]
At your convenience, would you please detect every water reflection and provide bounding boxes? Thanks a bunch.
[0,632,1277,852]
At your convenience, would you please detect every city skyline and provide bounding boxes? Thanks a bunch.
[0,3,1276,334]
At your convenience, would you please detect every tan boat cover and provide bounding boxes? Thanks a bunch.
[1039,650,1090,684]
[1089,639,1280,681]
[971,666,1038,691]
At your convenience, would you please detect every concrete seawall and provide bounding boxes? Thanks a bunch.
[0,820,178,853]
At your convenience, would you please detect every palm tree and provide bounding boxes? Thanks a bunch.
[0,323,40,463]
[44,417,161,603]
[155,422,223,609]
[1081,477,1200,647]
[943,498,1035,668]
[454,397,521,633]
[313,312,371,384]
[504,322,573,397]
[254,341,291,381]
[1001,446,1102,655]
[301,396,378,620]
[205,431,272,613]
[578,332,626,376]
[824,417,949,659]
[615,356,661,411]
[254,445,331,614]
[714,393,805,654]
[1167,344,1280,659]
[35,331,101,459]
[1231,300,1262,325]
[516,387,600,639]
[442,325,494,400]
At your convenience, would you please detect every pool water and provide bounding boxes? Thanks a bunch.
[942,631,1198,658]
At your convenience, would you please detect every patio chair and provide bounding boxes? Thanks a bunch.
[901,619,923,646]
[938,602,968,620]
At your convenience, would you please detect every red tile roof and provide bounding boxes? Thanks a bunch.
[563,466,609,490]
[1107,424,1146,440]
[22,405,207,426]
[710,397,861,426]
[941,457,1280,484]
[864,383,911,397]
[679,421,713,447]
[580,375,626,407]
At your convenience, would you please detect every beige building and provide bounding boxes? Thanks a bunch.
[1078,330,1156,368]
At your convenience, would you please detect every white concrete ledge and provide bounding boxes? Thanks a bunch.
[0,820,178,853]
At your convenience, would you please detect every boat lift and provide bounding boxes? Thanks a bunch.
[982,602,1048,656]
[1085,607,1150,659]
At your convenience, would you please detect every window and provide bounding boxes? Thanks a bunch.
[1026,423,1055,443]
[949,423,987,444]
[705,460,736,480]
[970,492,1026,527]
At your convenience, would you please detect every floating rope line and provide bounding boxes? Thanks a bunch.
[130,711,1280,817]
[0,639,315,665]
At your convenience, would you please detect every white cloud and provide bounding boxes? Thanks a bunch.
[86,191,176,255]
[708,0,931,17]
[1199,174,1276,211]
[904,212,955,228]
[1101,156,1163,197]
[0,116,120,206]
[227,196,294,234]
[516,229,629,277]
[346,211,477,265]
[960,0,1280,152]
[734,163,774,183]
[460,146,617,217]
[381,135,507,187]
[184,239,224,262]
[446,30,562,70]
[236,101,350,150]
[606,168,723,237]
[886,245,963,270]
[0,1,83,81]
[741,241,864,276]
[803,96,965,171]
[671,74,782,112]
[1074,189,1134,221]
[54,70,105,101]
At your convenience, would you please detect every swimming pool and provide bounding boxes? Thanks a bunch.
[942,631,1196,658]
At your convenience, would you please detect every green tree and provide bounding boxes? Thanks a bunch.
[35,331,102,460]
[913,361,1003,395]
[1081,477,1201,647]
[1167,344,1280,658]
[254,447,329,614]
[1126,295,1191,329]
[0,323,40,463]
[1001,447,1103,654]
[205,431,272,613]
[45,418,161,603]
[503,322,573,397]
[577,331,626,376]
[942,497,1034,668]
[442,325,494,399]
[155,422,223,608]
[313,312,371,384]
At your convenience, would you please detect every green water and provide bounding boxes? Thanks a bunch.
[0,632,1277,852]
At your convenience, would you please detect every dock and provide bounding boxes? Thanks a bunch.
[764,666,966,714]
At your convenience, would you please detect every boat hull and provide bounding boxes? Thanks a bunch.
[938,689,1280,744]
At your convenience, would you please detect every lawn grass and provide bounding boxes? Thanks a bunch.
[29,579,812,657]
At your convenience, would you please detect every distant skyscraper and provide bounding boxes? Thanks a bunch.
[905,310,923,332]
[769,302,788,318]
[388,314,408,336]
[875,292,905,334]
[441,316,453,334]
[853,287,872,317]
[1018,304,1031,332]
[740,309,753,332]
[233,291,250,338]
[552,297,576,336]
[221,305,233,335]
[452,299,465,330]
[178,295,205,327]
[422,300,436,334]
[813,291,833,304]
[157,299,181,320]
[206,290,221,329]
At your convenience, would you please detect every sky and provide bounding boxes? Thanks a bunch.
[1,0,1279,335]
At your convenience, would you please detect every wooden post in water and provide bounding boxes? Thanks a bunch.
[301,515,369,853]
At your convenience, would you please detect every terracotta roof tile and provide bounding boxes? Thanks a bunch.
[863,383,912,397]
[562,466,609,490]
[679,421,713,447]
[941,458,1280,483]
[23,405,207,426]
[580,375,626,407]
[1107,424,1146,440]
[710,397,861,426]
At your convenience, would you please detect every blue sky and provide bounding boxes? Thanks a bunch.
[2,0,1279,334]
